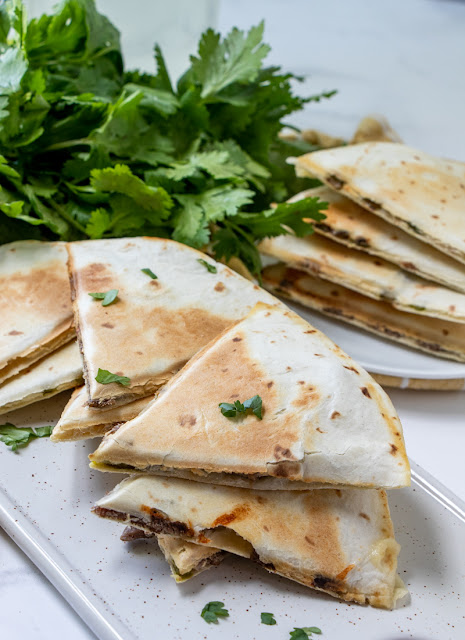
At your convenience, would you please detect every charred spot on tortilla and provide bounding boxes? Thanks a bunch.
[361,387,371,398]
[390,444,398,455]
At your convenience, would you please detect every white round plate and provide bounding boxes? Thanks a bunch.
[285,301,465,380]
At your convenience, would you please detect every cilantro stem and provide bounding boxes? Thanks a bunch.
[44,139,91,152]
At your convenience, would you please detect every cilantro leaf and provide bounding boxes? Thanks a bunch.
[200,601,229,624]
[289,627,322,639]
[219,395,263,420]
[95,368,131,386]
[141,268,157,279]
[197,258,217,273]
[88,288,118,306]
[261,612,276,625]
[0,423,53,452]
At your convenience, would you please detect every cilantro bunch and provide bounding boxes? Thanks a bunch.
[0,0,332,275]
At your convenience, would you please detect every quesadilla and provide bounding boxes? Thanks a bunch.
[93,475,407,608]
[67,238,280,408]
[120,527,225,582]
[90,303,409,490]
[51,386,151,442]
[289,187,465,293]
[0,241,74,384]
[262,264,465,363]
[259,232,465,323]
[0,341,82,415]
[293,142,465,264]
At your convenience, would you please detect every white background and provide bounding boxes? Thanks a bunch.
[3,1,465,638]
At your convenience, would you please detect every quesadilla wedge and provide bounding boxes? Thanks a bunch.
[51,386,151,442]
[0,341,82,415]
[293,142,465,264]
[262,264,465,363]
[68,238,280,408]
[93,475,407,608]
[290,187,465,293]
[90,303,409,490]
[0,241,74,384]
[120,527,225,582]
[259,232,465,323]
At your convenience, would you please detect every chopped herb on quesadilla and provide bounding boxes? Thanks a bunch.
[261,612,277,625]
[88,289,119,306]
[219,394,263,420]
[289,627,322,639]
[95,369,131,386]
[200,601,229,623]
[0,423,53,452]
[197,259,217,274]
[141,268,158,279]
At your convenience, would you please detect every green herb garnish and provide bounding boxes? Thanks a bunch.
[200,601,229,624]
[88,289,118,306]
[0,1,331,276]
[197,258,217,273]
[289,627,322,639]
[219,394,263,420]
[0,423,53,451]
[261,612,277,625]
[95,368,131,386]
[141,268,158,279]
[409,305,426,311]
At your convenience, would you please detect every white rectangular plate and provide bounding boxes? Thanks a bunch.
[1,393,464,640]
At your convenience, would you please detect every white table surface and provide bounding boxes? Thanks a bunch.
[2,1,465,638]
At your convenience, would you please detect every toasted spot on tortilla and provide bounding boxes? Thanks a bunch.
[269,461,301,478]
[101,322,114,329]
[273,445,294,461]
[343,365,359,374]
[8,330,23,336]
[336,564,355,581]
[361,386,371,398]
[232,337,242,342]
[331,411,341,419]
[214,282,225,292]
[179,415,197,427]
[359,512,370,521]
[390,444,398,455]
[212,505,250,527]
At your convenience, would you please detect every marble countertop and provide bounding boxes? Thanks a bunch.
[2,1,465,638]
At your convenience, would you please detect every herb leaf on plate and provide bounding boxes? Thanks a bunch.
[0,422,53,451]
[200,601,229,624]
[261,612,277,625]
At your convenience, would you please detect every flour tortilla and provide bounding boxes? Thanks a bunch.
[293,142,465,264]
[290,187,465,293]
[262,263,465,363]
[68,238,280,408]
[259,233,465,323]
[119,527,225,582]
[0,341,82,415]
[93,475,407,608]
[0,241,74,384]
[90,303,409,490]
[51,386,151,442]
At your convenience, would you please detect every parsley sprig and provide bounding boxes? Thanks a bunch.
[0,423,53,451]
[200,601,229,624]
[95,368,131,386]
[88,289,118,306]
[290,627,322,639]
[261,612,277,625]
[0,1,331,275]
[219,394,263,420]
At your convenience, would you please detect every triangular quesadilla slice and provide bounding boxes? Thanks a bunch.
[0,241,74,384]
[51,386,151,442]
[262,264,465,363]
[120,527,225,582]
[93,475,407,608]
[68,238,280,408]
[291,187,465,293]
[259,232,465,323]
[293,142,465,264]
[0,341,82,415]
[90,303,409,490]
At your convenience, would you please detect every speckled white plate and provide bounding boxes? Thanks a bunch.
[1,393,464,640]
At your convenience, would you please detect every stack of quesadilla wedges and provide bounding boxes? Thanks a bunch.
[88,302,410,608]
[260,142,465,362]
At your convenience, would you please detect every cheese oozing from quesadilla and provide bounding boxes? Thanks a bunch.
[51,385,151,442]
[262,264,465,364]
[259,232,465,323]
[290,187,465,294]
[0,341,82,415]
[93,475,407,608]
[67,238,281,408]
[120,526,225,582]
[293,142,465,265]
[0,241,74,384]
[90,303,410,490]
